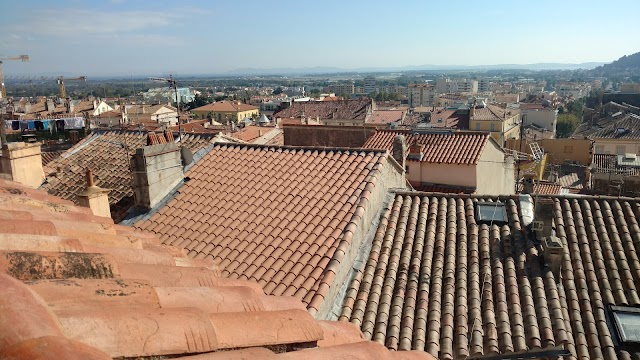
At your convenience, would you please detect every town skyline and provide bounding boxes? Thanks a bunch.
[1,0,639,76]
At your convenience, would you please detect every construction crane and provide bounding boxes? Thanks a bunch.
[0,55,29,99]
[56,76,87,99]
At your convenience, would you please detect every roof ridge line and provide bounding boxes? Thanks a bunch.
[214,142,389,154]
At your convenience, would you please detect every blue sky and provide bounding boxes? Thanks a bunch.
[1,0,639,76]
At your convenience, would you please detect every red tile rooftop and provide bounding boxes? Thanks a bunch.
[363,129,492,165]
[134,143,404,315]
[341,191,640,359]
[0,179,433,360]
[40,130,216,220]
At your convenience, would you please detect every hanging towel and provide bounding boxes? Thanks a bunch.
[11,121,19,130]
[34,121,44,130]
[20,121,28,130]
[42,120,50,130]
[27,121,36,130]
[56,119,65,131]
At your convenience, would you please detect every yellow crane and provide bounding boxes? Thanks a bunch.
[0,55,29,98]
[56,76,87,99]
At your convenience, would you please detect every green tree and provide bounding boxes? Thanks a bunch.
[273,87,283,95]
[556,114,580,138]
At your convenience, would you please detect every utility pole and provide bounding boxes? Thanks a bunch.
[149,75,181,141]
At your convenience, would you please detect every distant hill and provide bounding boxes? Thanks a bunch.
[225,62,606,76]
[592,51,640,77]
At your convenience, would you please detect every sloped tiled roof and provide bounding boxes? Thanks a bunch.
[557,172,584,190]
[0,179,432,360]
[340,191,640,359]
[517,180,569,195]
[41,150,66,166]
[40,131,215,218]
[369,110,405,125]
[363,129,492,165]
[273,99,371,120]
[471,104,517,121]
[589,114,640,140]
[229,124,279,143]
[134,143,395,313]
[192,100,258,113]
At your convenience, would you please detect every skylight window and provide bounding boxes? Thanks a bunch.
[475,202,508,224]
[611,306,640,343]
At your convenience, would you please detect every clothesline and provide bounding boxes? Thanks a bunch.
[2,117,85,131]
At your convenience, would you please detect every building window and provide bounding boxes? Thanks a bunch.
[617,145,627,155]
[475,202,508,225]
[490,123,496,131]
[595,145,604,154]
[564,146,573,153]
[611,306,640,343]
[476,123,481,130]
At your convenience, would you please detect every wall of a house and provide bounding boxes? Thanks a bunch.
[476,145,515,195]
[407,161,477,188]
[315,155,407,319]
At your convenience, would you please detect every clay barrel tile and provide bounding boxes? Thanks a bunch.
[0,251,120,281]
[0,274,64,351]
[0,336,111,360]
[208,309,323,349]
[56,307,219,358]
[28,279,160,311]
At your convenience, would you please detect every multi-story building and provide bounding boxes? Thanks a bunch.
[326,82,355,95]
[590,114,640,155]
[519,103,558,137]
[376,85,408,96]
[363,76,376,94]
[435,78,478,94]
[469,104,520,146]
[478,79,491,92]
[408,84,436,107]
[191,100,259,123]
[555,82,591,99]
[620,83,640,94]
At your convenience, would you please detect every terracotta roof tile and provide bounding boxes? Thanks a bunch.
[369,110,406,124]
[274,99,372,120]
[363,129,492,165]
[340,191,640,359]
[39,130,215,220]
[0,179,433,360]
[134,143,394,314]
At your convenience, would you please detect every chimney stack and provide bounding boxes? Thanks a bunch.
[392,135,407,171]
[534,199,563,280]
[522,173,535,194]
[77,169,111,218]
[0,142,45,188]
[407,143,424,161]
[130,134,184,210]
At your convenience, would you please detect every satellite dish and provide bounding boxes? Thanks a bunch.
[180,147,193,166]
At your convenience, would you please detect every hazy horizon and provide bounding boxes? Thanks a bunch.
[1,0,639,77]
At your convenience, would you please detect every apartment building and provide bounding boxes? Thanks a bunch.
[555,82,591,99]
[470,104,520,146]
[435,78,478,93]
[408,83,436,107]
[363,76,376,94]
[326,82,355,95]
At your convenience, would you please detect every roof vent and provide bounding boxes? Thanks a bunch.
[617,127,627,135]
